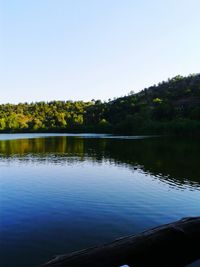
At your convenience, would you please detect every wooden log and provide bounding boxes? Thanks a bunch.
[39,217,200,267]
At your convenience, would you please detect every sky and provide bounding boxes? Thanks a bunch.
[0,0,200,104]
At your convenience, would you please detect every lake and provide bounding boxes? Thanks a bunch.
[0,134,199,267]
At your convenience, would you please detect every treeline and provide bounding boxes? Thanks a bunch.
[0,73,200,134]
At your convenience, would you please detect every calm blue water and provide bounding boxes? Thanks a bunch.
[0,134,199,267]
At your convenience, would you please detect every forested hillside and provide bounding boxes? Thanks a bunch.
[0,74,200,134]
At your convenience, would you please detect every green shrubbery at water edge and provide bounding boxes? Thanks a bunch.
[1,74,200,135]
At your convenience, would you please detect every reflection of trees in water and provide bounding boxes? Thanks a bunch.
[0,137,200,187]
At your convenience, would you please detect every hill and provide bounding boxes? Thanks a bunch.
[103,73,200,134]
[0,74,200,135]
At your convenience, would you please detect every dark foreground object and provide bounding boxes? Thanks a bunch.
[39,217,200,267]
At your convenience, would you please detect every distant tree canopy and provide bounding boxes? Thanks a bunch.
[0,74,200,135]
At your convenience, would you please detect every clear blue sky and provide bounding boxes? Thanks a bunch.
[0,0,200,104]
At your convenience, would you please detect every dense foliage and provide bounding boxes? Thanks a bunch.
[1,74,200,134]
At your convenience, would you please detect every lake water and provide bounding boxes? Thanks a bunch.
[0,134,199,267]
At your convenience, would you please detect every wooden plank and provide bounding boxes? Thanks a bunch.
[39,217,200,267]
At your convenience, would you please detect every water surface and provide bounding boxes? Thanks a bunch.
[0,134,199,267]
